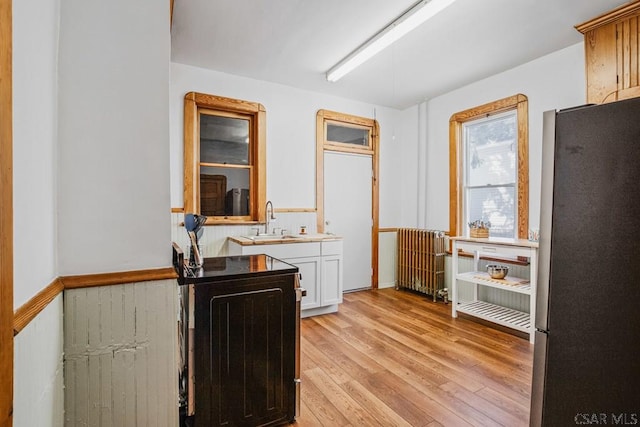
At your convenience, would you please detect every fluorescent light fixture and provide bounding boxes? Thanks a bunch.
[326,0,457,82]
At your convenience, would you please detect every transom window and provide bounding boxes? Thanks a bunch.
[326,122,371,148]
[450,94,529,239]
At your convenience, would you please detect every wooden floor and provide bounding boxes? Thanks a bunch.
[295,288,533,426]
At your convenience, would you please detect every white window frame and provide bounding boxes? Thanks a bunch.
[461,109,518,238]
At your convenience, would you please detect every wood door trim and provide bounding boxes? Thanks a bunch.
[1,0,13,423]
[316,110,379,289]
[13,279,64,336]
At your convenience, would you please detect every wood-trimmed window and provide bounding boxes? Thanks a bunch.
[449,94,529,239]
[184,92,266,224]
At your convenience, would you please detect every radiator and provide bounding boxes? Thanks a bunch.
[396,228,446,301]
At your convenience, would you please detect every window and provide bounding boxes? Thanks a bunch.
[326,122,371,148]
[449,94,528,239]
[184,92,266,224]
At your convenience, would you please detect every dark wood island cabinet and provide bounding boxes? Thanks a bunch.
[173,248,301,427]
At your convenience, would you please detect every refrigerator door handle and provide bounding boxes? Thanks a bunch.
[530,330,549,427]
[535,110,556,331]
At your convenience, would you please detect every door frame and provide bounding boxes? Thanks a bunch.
[315,110,379,289]
[1,0,14,424]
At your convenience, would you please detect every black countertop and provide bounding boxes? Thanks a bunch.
[175,253,298,285]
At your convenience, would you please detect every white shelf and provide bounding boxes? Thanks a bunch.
[455,271,531,295]
[451,236,538,343]
[456,301,531,333]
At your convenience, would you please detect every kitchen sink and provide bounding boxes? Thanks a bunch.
[244,234,301,241]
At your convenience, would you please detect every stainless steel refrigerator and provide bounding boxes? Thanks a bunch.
[531,98,640,426]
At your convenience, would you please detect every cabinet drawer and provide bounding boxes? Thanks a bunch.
[321,240,343,256]
[455,241,533,258]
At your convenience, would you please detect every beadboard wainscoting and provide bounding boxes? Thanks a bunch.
[171,211,319,257]
[445,255,531,313]
[13,294,64,427]
[63,279,178,427]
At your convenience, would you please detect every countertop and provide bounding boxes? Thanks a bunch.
[227,233,342,246]
[450,236,539,248]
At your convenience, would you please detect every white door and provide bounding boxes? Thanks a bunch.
[324,151,372,292]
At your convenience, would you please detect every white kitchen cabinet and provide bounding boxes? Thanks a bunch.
[450,237,538,343]
[285,256,321,310]
[227,237,343,317]
[321,255,342,306]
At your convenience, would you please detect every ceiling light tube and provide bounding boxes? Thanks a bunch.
[326,0,457,82]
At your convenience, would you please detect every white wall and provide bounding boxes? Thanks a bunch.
[12,1,64,425]
[12,0,59,308]
[57,0,172,275]
[170,63,406,227]
[423,43,587,231]
[395,104,421,228]
[13,296,64,427]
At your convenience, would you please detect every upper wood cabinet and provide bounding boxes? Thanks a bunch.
[577,1,640,104]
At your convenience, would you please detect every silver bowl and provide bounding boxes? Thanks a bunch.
[487,264,509,279]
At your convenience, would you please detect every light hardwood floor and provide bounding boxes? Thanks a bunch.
[295,288,533,426]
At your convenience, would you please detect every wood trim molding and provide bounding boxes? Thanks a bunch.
[0,0,13,423]
[183,92,266,224]
[171,207,185,213]
[371,121,380,289]
[449,94,529,240]
[12,267,179,338]
[61,267,178,290]
[273,208,316,213]
[378,228,399,233]
[170,0,174,29]
[13,279,64,336]
[516,98,530,239]
[315,111,326,233]
[576,0,640,33]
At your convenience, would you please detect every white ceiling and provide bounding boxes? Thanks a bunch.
[171,0,628,110]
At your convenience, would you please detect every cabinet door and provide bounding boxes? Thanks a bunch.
[581,6,640,104]
[194,275,296,426]
[616,13,640,101]
[585,22,619,104]
[321,254,343,306]
[285,257,320,310]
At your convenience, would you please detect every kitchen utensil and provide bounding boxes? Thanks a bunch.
[187,230,203,267]
[184,213,206,267]
[184,213,197,232]
[486,264,509,279]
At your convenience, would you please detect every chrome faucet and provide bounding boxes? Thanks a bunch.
[264,200,276,234]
